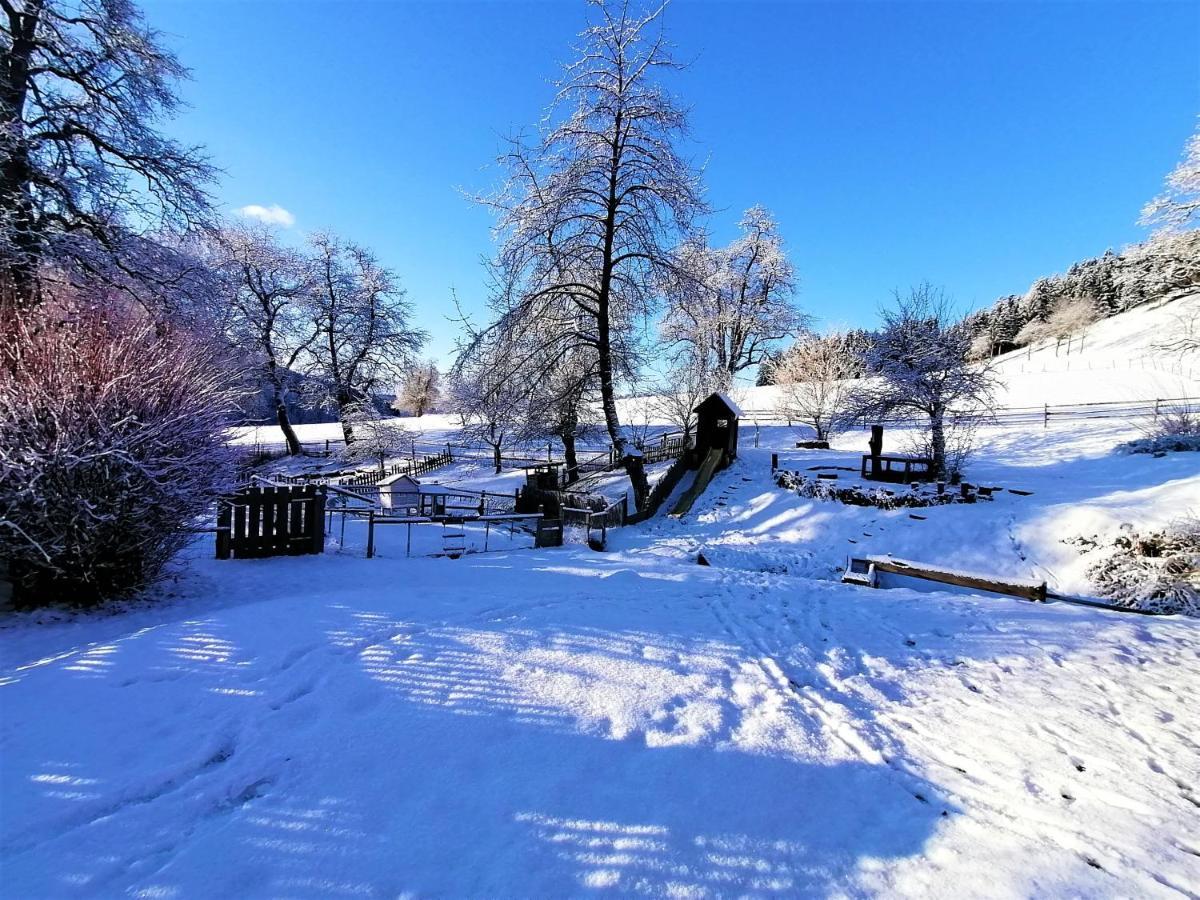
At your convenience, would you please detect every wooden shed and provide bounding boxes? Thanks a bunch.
[379,473,422,513]
[692,392,741,466]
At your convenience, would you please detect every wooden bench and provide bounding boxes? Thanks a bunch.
[861,454,934,484]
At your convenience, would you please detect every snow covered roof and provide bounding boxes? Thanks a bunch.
[379,473,421,489]
[693,391,743,418]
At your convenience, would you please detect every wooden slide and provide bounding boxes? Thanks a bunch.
[669,448,724,517]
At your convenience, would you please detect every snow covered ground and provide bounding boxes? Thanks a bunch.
[3,416,1199,896]
[3,298,1199,896]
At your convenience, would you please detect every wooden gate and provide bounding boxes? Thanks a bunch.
[216,485,327,559]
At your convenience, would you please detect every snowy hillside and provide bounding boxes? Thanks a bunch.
[711,292,1200,419]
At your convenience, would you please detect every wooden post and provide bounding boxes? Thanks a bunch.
[311,487,326,554]
[1043,404,1049,429]
[366,510,376,559]
[771,452,778,471]
[216,501,231,559]
[1154,398,1160,420]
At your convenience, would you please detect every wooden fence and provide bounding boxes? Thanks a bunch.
[563,495,628,550]
[216,485,326,559]
[742,395,1200,430]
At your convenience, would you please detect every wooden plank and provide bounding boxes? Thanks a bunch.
[260,488,276,557]
[869,557,1046,602]
[274,493,290,554]
[288,497,304,554]
[247,490,263,556]
[233,504,248,559]
[215,502,231,559]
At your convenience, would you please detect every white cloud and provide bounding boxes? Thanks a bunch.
[236,203,295,228]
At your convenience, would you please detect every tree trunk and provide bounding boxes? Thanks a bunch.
[930,409,947,479]
[276,400,302,456]
[0,0,44,308]
[593,106,650,510]
[562,432,579,485]
[336,389,356,445]
[266,359,302,455]
[492,444,502,475]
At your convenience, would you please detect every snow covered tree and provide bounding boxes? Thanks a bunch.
[1015,296,1098,348]
[450,337,530,474]
[773,333,856,442]
[1141,119,1200,232]
[340,400,408,468]
[306,232,426,446]
[522,343,602,484]
[649,350,713,441]
[0,286,240,607]
[849,284,997,478]
[0,0,214,306]
[477,0,704,510]
[216,226,318,455]
[1118,229,1200,308]
[662,207,806,387]
[396,360,441,417]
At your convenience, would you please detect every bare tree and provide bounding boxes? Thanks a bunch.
[341,399,408,468]
[306,232,426,445]
[1141,119,1200,232]
[450,337,530,474]
[663,206,806,387]
[0,0,214,306]
[396,360,441,417]
[216,225,317,455]
[649,350,712,441]
[478,0,703,510]
[525,345,602,483]
[774,333,856,442]
[849,284,998,478]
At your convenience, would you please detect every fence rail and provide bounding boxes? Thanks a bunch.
[744,395,1200,430]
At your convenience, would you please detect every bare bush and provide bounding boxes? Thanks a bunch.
[1117,405,1200,454]
[0,291,241,607]
[1085,520,1200,616]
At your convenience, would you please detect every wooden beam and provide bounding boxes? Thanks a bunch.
[868,556,1047,602]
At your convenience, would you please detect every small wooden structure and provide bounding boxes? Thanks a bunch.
[861,424,933,484]
[692,392,741,468]
[843,555,1047,602]
[216,485,326,559]
[379,473,422,513]
[524,462,564,492]
[860,454,934,484]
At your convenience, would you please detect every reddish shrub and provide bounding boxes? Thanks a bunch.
[0,291,240,607]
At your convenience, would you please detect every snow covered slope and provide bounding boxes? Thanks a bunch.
[2,295,1197,897]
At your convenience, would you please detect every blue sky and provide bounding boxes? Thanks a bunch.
[143,0,1198,369]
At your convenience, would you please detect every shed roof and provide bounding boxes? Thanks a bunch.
[379,473,421,489]
[693,391,743,418]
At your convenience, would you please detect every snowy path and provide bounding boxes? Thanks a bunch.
[2,528,1198,897]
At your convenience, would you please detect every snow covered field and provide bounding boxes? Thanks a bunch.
[3,298,1199,897]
